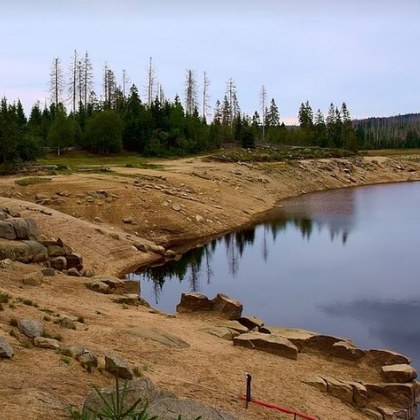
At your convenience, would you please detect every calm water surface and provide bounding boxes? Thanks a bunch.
[128,182,420,368]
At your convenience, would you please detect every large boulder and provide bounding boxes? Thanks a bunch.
[148,396,238,419]
[10,218,38,240]
[233,332,298,359]
[0,336,13,358]
[18,318,43,338]
[104,353,134,380]
[382,364,417,383]
[302,334,343,354]
[211,293,243,320]
[82,377,175,416]
[0,221,17,240]
[176,293,212,313]
[82,377,237,420]
[366,349,411,366]
[0,239,47,263]
[65,253,83,271]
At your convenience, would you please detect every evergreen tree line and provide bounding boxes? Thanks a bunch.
[353,113,420,149]
[0,51,381,165]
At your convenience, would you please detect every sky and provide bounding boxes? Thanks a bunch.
[1,0,419,123]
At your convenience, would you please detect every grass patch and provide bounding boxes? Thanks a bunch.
[61,356,71,365]
[58,348,73,357]
[14,177,52,187]
[363,148,420,157]
[22,298,38,307]
[0,292,11,304]
[207,145,356,163]
[38,150,162,171]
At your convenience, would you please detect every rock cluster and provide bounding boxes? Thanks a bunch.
[177,293,420,420]
[0,208,84,275]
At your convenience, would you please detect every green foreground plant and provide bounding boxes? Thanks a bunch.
[68,377,201,420]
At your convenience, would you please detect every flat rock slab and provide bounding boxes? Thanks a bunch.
[367,349,411,366]
[34,337,60,350]
[364,383,416,407]
[233,332,298,359]
[237,316,264,330]
[204,327,238,341]
[332,341,365,361]
[321,376,354,404]
[125,327,189,348]
[217,320,249,334]
[382,364,417,383]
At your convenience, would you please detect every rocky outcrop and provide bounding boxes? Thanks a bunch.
[176,293,213,313]
[211,293,243,320]
[331,340,365,361]
[105,353,134,380]
[366,349,411,366]
[0,211,84,274]
[237,316,264,330]
[233,332,298,359]
[22,271,44,286]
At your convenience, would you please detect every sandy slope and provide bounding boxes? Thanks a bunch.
[0,155,419,419]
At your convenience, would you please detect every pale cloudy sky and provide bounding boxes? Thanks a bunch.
[0,0,419,123]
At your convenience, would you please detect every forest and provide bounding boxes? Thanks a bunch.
[0,51,418,168]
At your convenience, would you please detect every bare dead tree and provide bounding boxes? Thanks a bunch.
[202,71,210,121]
[147,57,156,107]
[49,57,64,106]
[184,69,198,115]
[260,85,267,142]
[82,51,94,108]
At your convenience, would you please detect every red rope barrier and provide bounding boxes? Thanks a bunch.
[240,395,318,420]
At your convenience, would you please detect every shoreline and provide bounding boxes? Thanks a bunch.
[1,154,420,419]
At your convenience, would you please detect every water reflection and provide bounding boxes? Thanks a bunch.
[128,182,420,370]
[322,299,420,365]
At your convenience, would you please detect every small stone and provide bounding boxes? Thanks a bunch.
[113,294,140,306]
[172,204,181,211]
[56,317,76,330]
[302,375,327,393]
[34,337,60,350]
[205,327,238,341]
[41,268,55,277]
[0,336,13,358]
[67,267,82,277]
[122,217,133,224]
[82,268,96,278]
[77,350,98,372]
[0,258,14,270]
[50,256,67,270]
[23,271,44,286]
[237,316,264,330]
[164,249,176,259]
[104,353,134,379]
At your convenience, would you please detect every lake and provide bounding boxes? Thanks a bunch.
[128,182,420,368]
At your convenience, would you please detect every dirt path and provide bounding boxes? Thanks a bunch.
[0,155,419,419]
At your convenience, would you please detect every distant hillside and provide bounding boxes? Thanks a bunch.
[353,113,420,149]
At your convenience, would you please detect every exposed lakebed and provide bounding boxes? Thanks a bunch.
[128,182,420,369]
